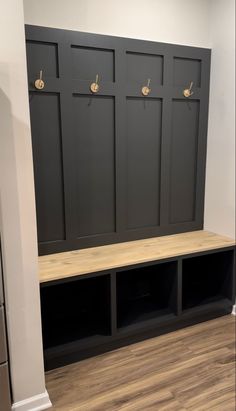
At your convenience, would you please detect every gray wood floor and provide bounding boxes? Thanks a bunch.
[46,315,236,410]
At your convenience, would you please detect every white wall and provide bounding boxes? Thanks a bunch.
[0,0,50,409]
[23,0,211,47]
[204,0,235,239]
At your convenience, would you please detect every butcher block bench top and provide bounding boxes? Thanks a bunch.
[38,230,235,283]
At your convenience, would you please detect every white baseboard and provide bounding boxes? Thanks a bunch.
[232,304,236,316]
[12,391,52,411]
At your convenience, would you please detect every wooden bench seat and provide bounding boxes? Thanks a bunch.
[39,230,235,283]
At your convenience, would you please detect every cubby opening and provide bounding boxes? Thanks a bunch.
[182,250,234,311]
[116,261,177,329]
[40,275,111,349]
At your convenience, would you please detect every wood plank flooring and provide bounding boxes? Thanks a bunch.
[46,315,236,410]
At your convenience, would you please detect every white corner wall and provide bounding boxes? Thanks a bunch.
[0,0,51,410]
[204,0,235,239]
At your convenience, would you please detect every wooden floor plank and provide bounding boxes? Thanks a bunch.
[46,315,236,410]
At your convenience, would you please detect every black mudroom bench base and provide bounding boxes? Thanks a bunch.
[39,231,235,371]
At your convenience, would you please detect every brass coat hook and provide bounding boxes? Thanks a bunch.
[142,78,151,96]
[183,81,194,98]
[90,74,100,93]
[35,70,45,90]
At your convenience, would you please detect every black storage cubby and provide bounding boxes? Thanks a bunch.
[182,250,234,310]
[40,275,111,349]
[39,242,235,370]
[116,261,178,329]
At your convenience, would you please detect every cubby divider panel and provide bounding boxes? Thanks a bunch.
[40,275,111,349]
[182,250,234,311]
[116,261,178,329]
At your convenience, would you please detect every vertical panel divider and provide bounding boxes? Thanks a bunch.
[57,40,77,243]
[114,48,127,234]
[194,53,211,227]
[177,258,183,316]
[160,52,173,227]
[110,270,117,336]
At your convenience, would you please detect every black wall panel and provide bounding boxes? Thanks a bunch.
[25,25,211,255]
[126,98,162,229]
[126,52,163,85]
[29,92,66,243]
[71,46,114,81]
[73,95,116,237]
[173,57,201,87]
[169,100,199,224]
[26,41,59,81]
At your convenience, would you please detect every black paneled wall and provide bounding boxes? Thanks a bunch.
[25,25,211,255]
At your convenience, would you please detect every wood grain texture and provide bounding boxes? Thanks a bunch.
[39,230,235,283]
[46,315,236,411]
